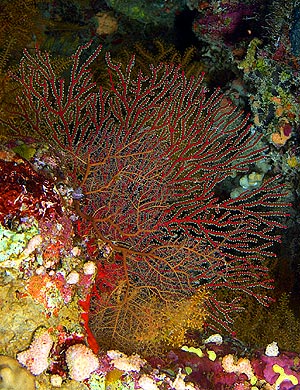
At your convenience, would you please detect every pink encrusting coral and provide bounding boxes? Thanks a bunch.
[65,343,99,381]
[13,328,300,389]
[17,329,53,375]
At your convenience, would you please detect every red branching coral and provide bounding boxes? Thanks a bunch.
[0,148,62,225]
[2,41,289,348]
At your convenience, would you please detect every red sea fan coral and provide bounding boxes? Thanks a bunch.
[2,41,288,348]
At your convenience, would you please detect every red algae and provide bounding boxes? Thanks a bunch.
[0,149,62,225]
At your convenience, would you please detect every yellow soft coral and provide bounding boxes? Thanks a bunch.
[134,288,208,353]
